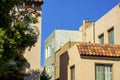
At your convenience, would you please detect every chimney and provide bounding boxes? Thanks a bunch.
[82,18,93,42]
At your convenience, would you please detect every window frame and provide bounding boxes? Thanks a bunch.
[95,63,113,80]
[70,65,75,80]
[45,44,52,59]
[45,47,48,59]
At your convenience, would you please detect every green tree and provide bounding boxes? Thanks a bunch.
[40,68,51,80]
[25,69,40,80]
[0,0,39,79]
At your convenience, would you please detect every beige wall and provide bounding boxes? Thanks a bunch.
[18,2,42,70]
[80,20,93,42]
[83,3,120,44]
[60,44,120,80]
[24,14,42,70]
[59,3,120,80]
[55,42,80,79]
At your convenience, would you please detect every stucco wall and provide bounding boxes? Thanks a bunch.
[24,15,42,70]
[55,42,80,79]
[85,4,120,44]
[18,3,42,70]
[61,45,120,80]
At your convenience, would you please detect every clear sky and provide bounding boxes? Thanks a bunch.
[41,0,120,66]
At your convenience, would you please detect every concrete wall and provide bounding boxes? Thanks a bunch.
[54,30,82,51]
[44,29,82,80]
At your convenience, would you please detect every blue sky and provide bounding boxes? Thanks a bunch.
[41,0,120,66]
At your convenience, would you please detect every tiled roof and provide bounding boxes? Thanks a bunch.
[22,0,43,2]
[77,43,120,57]
[20,8,35,12]
[20,0,43,4]
[19,8,41,14]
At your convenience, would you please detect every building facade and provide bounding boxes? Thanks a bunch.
[80,3,120,45]
[58,3,120,80]
[60,43,120,80]
[18,0,43,71]
[55,41,80,80]
[44,29,82,80]
[45,2,120,80]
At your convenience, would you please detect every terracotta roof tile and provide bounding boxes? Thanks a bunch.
[20,0,44,4]
[19,8,40,14]
[77,43,120,58]
[23,0,43,2]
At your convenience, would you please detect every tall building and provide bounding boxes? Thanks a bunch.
[44,29,82,80]
[80,3,120,45]
[18,0,43,71]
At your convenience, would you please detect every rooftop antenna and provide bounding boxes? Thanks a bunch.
[85,17,89,22]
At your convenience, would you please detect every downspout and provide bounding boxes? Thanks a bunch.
[93,22,95,43]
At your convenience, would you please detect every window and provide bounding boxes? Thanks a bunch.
[45,44,51,59]
[45,47,48,59]
[98,34,104,44]
[108,28,114,44]
[48,45,51,57]
[95,64,112,80]
[70,66,75,80]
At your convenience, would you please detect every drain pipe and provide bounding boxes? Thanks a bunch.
[92,22,95,43]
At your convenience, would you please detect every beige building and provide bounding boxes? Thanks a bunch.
[60,43,120,80]
[55,3,120,80]
[18,0,43,71]
[44,29,82,80]
[80,3,120,44]
[55,41,80,80]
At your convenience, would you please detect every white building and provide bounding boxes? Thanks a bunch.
[44,29,82,80]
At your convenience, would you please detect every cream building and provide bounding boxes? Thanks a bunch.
[80,3,120,45]
[55,41,80,80]
[60,43,120,80]
[18,0,43,71]
[56,3,120,80]
[44,29,82,80]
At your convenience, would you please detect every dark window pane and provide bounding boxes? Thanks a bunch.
[99,34,104,44]
[108,28,114,44]
[71,66,75,80]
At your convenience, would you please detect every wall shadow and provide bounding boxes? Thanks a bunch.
[60,51,69,80]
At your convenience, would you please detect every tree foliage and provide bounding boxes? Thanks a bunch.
[24,68,50,80]
[0,0,39,79]
[25,69,40,80]
[40,68,51,80]
[0,0,19,28]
